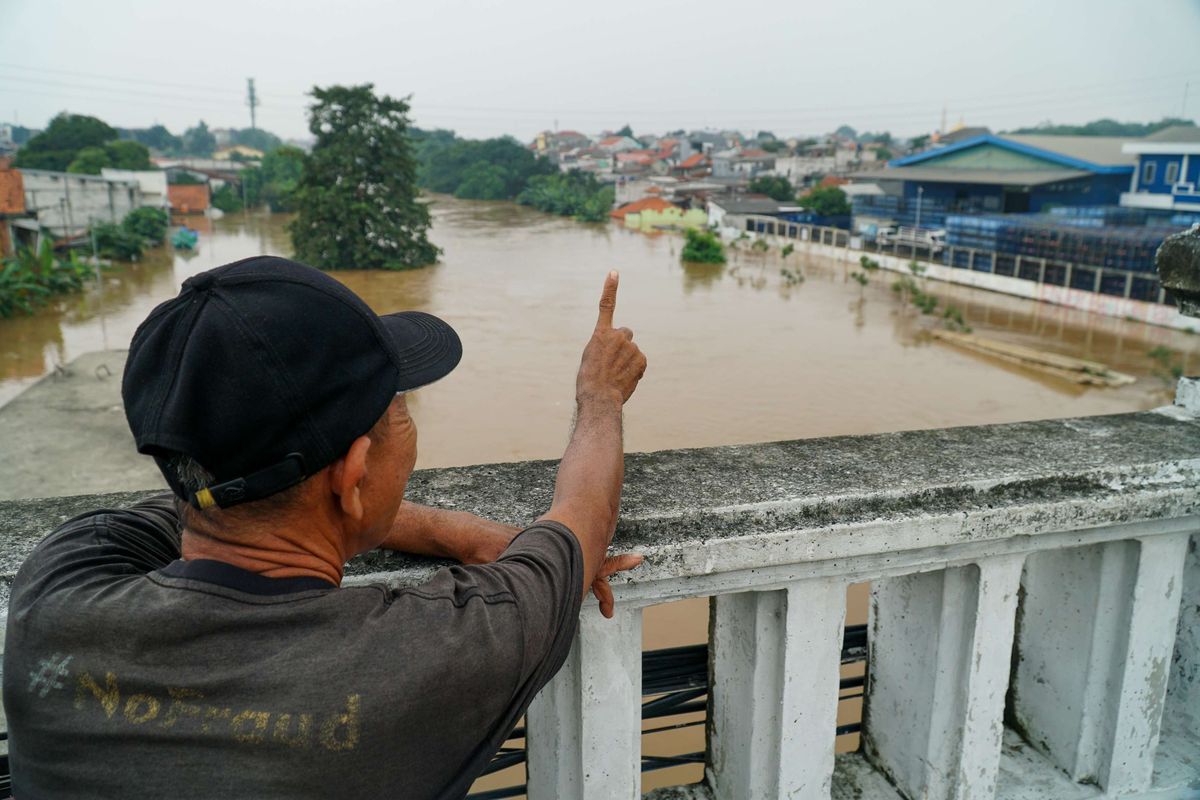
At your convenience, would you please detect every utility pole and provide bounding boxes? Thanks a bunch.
[246,78,259,130]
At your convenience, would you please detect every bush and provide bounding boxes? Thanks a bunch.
[681,228,726,264]
[211,184,244,213]
[92,222,146,261]
[122,207,169,245]
[517,170,614,222]
[798,185,851,216]
[0,242,94,319]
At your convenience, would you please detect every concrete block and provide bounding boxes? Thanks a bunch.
[1011,535,1190,794]
[527,604,642,800]
[863,556,1023,800]
[708,579,847,800]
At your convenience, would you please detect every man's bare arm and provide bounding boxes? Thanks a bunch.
[541,272,647,612]
[379,502,519,564]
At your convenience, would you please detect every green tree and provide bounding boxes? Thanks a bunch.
[259,145,306,211]
[122,207,169,244]
[231,127,283,153]
[14,113,117,171]
[908,134,931,151]
[124,124,182,154]
[680,228,726,264]
[454,162,508,200]
[798,185,851,216]
[211,184,244,213]
[182,121,217,156]
[104,139,152,170]
[834,124,858,140]
[66,146,112,174]
[749,175,794,202]
[1010,117,1194,137]
[517,170,614,222]
[615,124,633,138]
[290,84,439,270]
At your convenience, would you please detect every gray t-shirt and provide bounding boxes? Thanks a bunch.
[2,495,583,799]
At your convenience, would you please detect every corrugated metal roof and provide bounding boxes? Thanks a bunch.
[1002,135,1136,167]
[1144,125,1200,143]
[853,166,1091,186]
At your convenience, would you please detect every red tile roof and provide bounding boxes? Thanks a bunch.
[0,161,25,215]
[610,197,679,220]
[819,175,850,188]
[678,153,708,169]
[599,136,624,146]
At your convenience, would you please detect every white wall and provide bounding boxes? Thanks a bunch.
[20,170,144,236]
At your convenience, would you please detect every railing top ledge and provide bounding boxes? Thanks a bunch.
[0,410,1197,608]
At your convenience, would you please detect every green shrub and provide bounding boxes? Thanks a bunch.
[122,207,169,245]
[681,228,726,264]
[92,221,146,261]
[211,184,244,213]
[0,242,94,319]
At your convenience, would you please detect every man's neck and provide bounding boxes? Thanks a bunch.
[181,519,348,586]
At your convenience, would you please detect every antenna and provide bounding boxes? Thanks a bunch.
[246,78,259,130]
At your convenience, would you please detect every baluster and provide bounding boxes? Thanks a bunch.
[864,555,1023,800]
[708,579,847,800]
[527,604,643,800]
[1010,533,1190,793]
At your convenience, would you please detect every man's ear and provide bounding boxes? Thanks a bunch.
[329,435,372,521]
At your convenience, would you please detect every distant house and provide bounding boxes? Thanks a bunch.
[213,145,264,161]
[851,133,1137,226]
[169,184,211,215]
[597,136,641,154]
[1119,125,1200,214]
[672,153,711,178]
[0,158,30,256]
[712,148,776,179]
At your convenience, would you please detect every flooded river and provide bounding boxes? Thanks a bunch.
[2,197,1198,792]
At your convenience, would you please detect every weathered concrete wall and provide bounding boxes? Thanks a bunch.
[20,168,143,236]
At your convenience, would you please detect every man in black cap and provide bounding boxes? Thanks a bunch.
[2,256,646,798]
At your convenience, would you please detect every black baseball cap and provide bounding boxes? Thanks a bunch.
[122,256,462,510]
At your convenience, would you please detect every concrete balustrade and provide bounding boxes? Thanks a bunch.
[0,386,1197,799]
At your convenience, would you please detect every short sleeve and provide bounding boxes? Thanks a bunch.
[451,520,584,694]
[11,493,182,610]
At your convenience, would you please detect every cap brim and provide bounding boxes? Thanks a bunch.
[380,311,463,393]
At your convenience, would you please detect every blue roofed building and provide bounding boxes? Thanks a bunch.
[1119,125,1200,214]
[850,133,1136,228]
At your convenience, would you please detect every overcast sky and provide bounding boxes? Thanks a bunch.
[2,0,1198,142]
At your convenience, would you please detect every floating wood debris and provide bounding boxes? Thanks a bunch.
[931,330,1136,387]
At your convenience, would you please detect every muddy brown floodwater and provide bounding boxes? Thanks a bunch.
[2,196,1198,793]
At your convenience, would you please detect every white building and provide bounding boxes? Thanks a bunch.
[100,168,169,209]
[19,169,145,238]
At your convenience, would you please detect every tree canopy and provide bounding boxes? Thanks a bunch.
[798,185,851,216]
[1008,117,1195,137]
[231,127,284,153]
[122,124,182,154]
[748,174,795,202]
[181,121,217,157]
[414,130,556,200]
[13,113,117,171]
[290,84,439,270]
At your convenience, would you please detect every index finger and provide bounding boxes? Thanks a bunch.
[596,271,619,330]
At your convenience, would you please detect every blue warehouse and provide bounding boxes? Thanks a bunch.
[852,133,1135,228]
[1119,125,1200,214]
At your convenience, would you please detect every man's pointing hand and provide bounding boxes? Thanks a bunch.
[577,271,647,406]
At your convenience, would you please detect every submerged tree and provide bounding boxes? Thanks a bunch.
[290,84,439,270]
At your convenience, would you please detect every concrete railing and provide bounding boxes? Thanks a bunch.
[1,387,1198,799]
